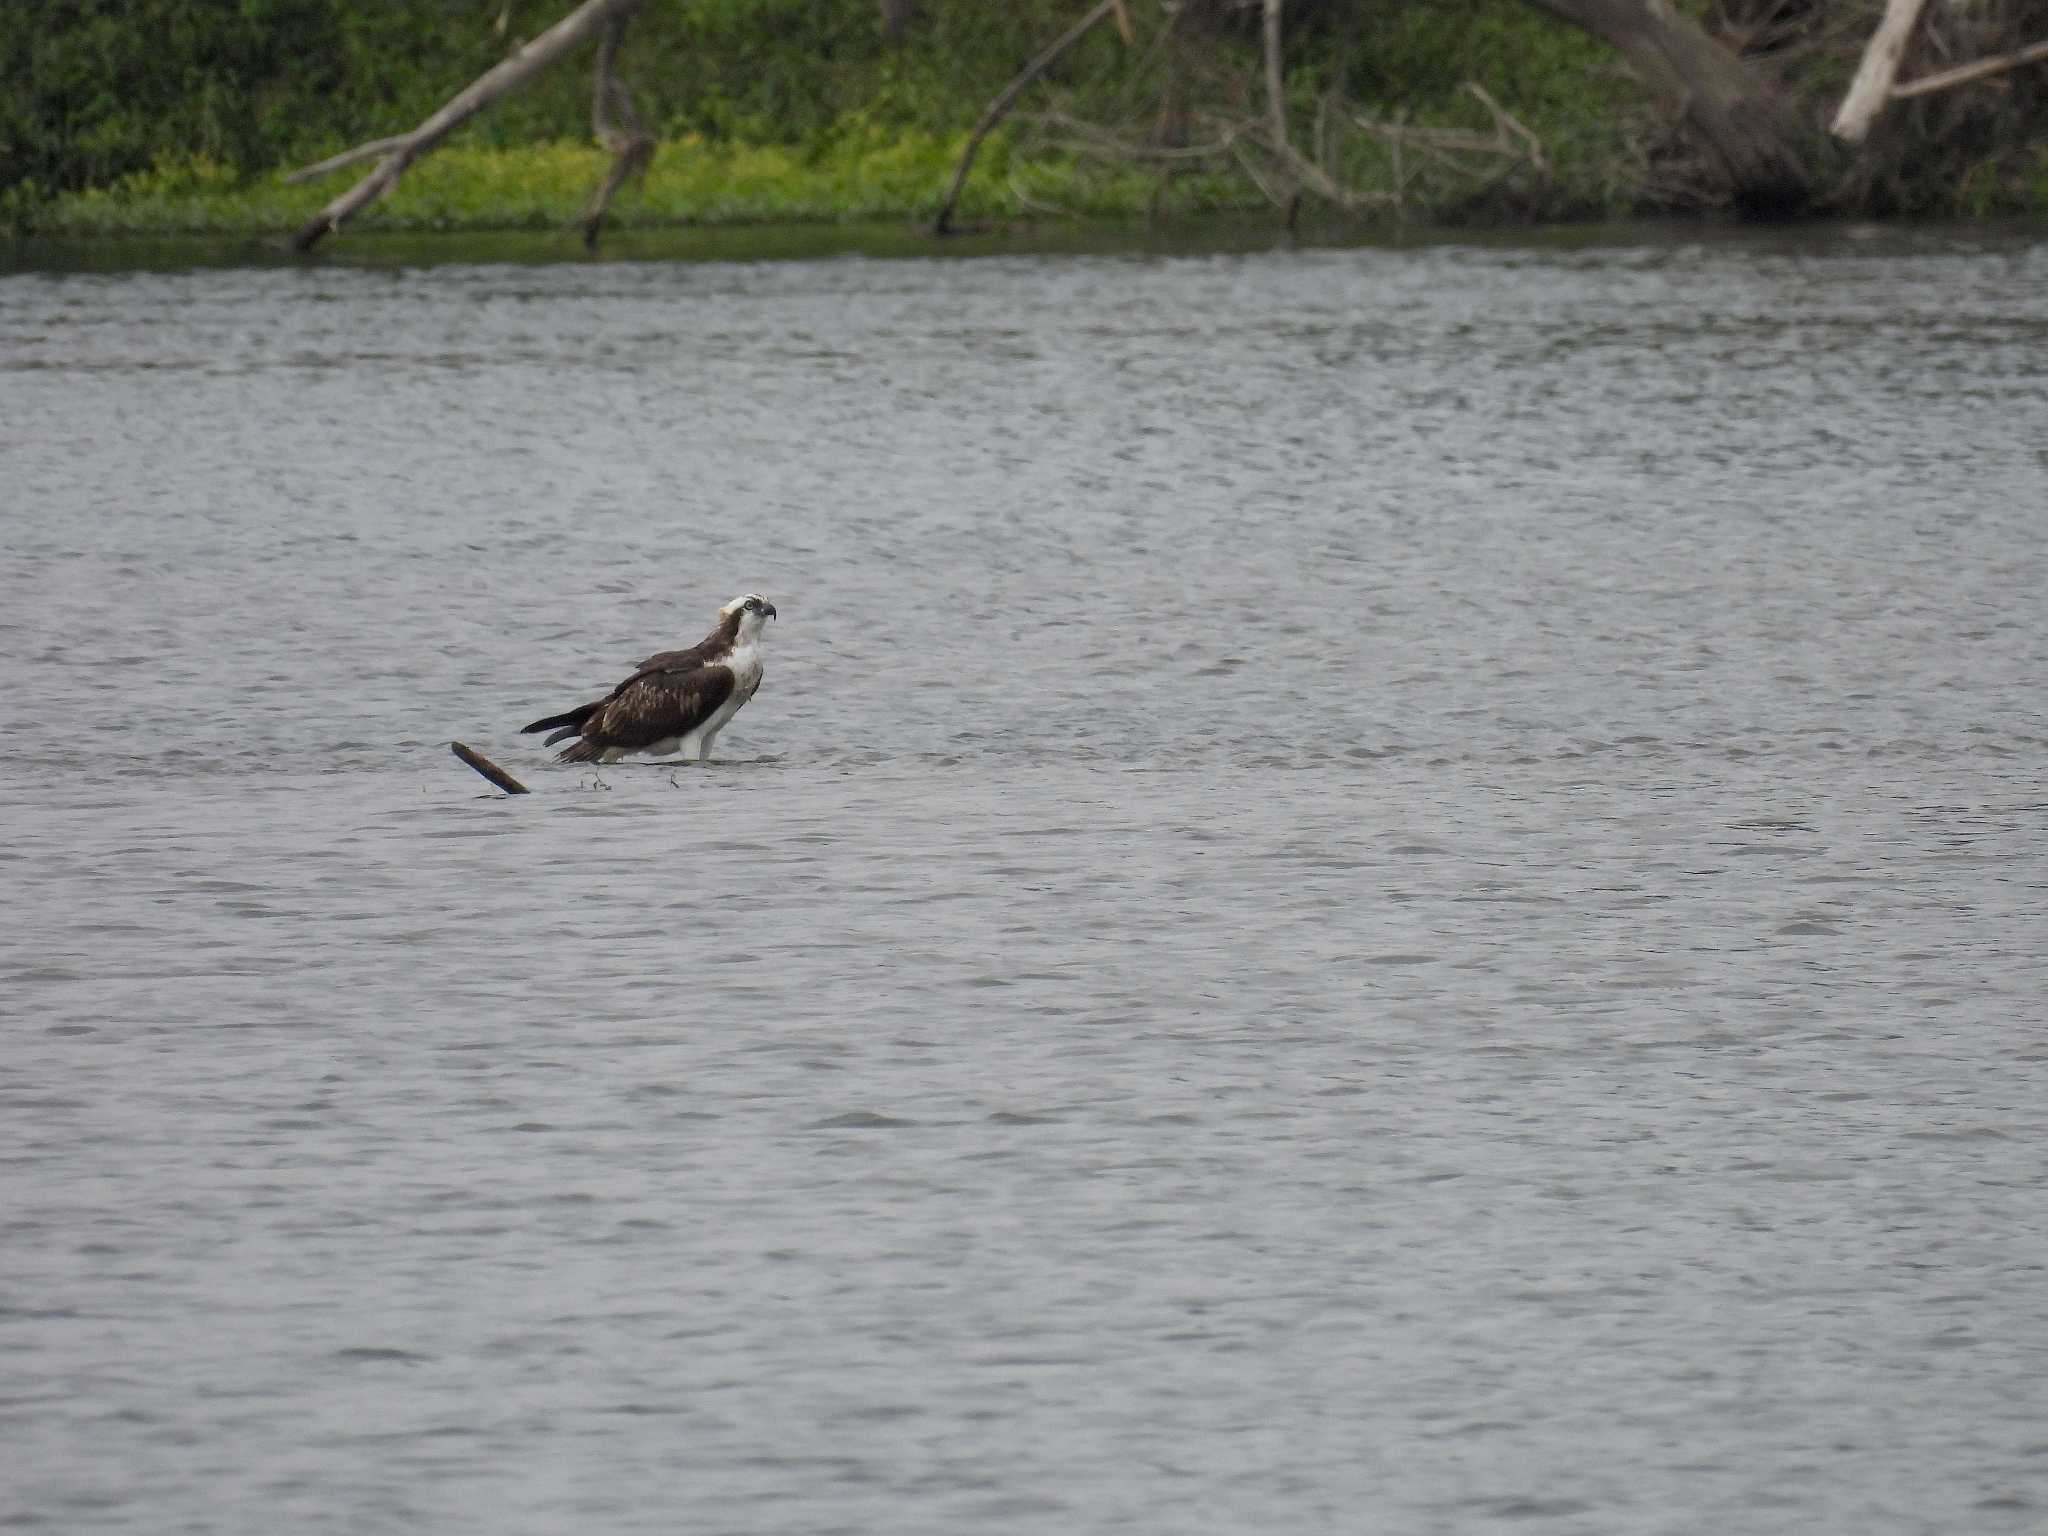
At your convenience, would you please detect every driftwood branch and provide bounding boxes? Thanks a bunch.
[578,7,656,248]
[1831,0,1930,143]
[934,0,1122,235]
[451,742,531,795]
[288,0,645,251]
[1892,37,2048,100]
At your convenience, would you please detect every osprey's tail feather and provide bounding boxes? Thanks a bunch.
[555,738,603,764]
[521,703,599,744]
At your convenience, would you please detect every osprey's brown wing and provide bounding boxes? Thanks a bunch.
[634,643,713,674]
[574,663,735,755]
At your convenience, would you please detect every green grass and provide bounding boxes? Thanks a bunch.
[26,130,1264,238]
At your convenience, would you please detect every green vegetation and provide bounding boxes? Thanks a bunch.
[5,1,2046,239]
[0,1,1641,235]
[27,133,1256,236]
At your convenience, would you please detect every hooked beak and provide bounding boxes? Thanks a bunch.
[763,602,777,620]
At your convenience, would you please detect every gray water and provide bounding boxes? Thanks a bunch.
[4,223,2047,1534]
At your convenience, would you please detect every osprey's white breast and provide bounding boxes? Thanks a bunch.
[680,639,764,759]
[723,639,765,702]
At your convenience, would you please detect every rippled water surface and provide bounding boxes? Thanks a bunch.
[5,224,2048,1533]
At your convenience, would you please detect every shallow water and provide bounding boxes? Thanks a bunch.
[4,224,2047,1533]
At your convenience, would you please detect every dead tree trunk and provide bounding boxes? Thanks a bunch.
[287,0,645,251]
[1521,0,1813,215]
[1831,0,1929,143]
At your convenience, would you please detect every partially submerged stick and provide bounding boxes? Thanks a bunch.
[451,741,531,795]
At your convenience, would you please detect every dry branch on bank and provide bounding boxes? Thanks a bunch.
[1831,0,2048,141]
[1893,36,2048,100]
[1352,82,1551,210]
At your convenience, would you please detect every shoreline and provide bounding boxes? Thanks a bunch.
[11,5,2047,249]
[7,210,2045,278]
[17,141,2048,249]
[10,134,1271,243]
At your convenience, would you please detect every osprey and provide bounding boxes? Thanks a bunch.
[521,594,776,764]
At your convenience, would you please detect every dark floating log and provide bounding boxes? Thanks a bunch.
[450,741,531,795]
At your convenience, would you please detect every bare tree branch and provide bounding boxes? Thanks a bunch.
[1891,36,2048,100]
[283,136,409,185]
[288,0,645,252]
[1831,0,1930,143]
[1251,125,1364,213]
[578,7,656,248]
[1015,110,1243,164]
[1464,82,1549,176]
[1230,136,1292,211]
[934,0,1123,235]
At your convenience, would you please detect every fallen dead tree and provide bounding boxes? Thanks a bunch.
[286,0,650,251]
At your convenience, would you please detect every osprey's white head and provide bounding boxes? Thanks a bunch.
[721,592,777,643]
